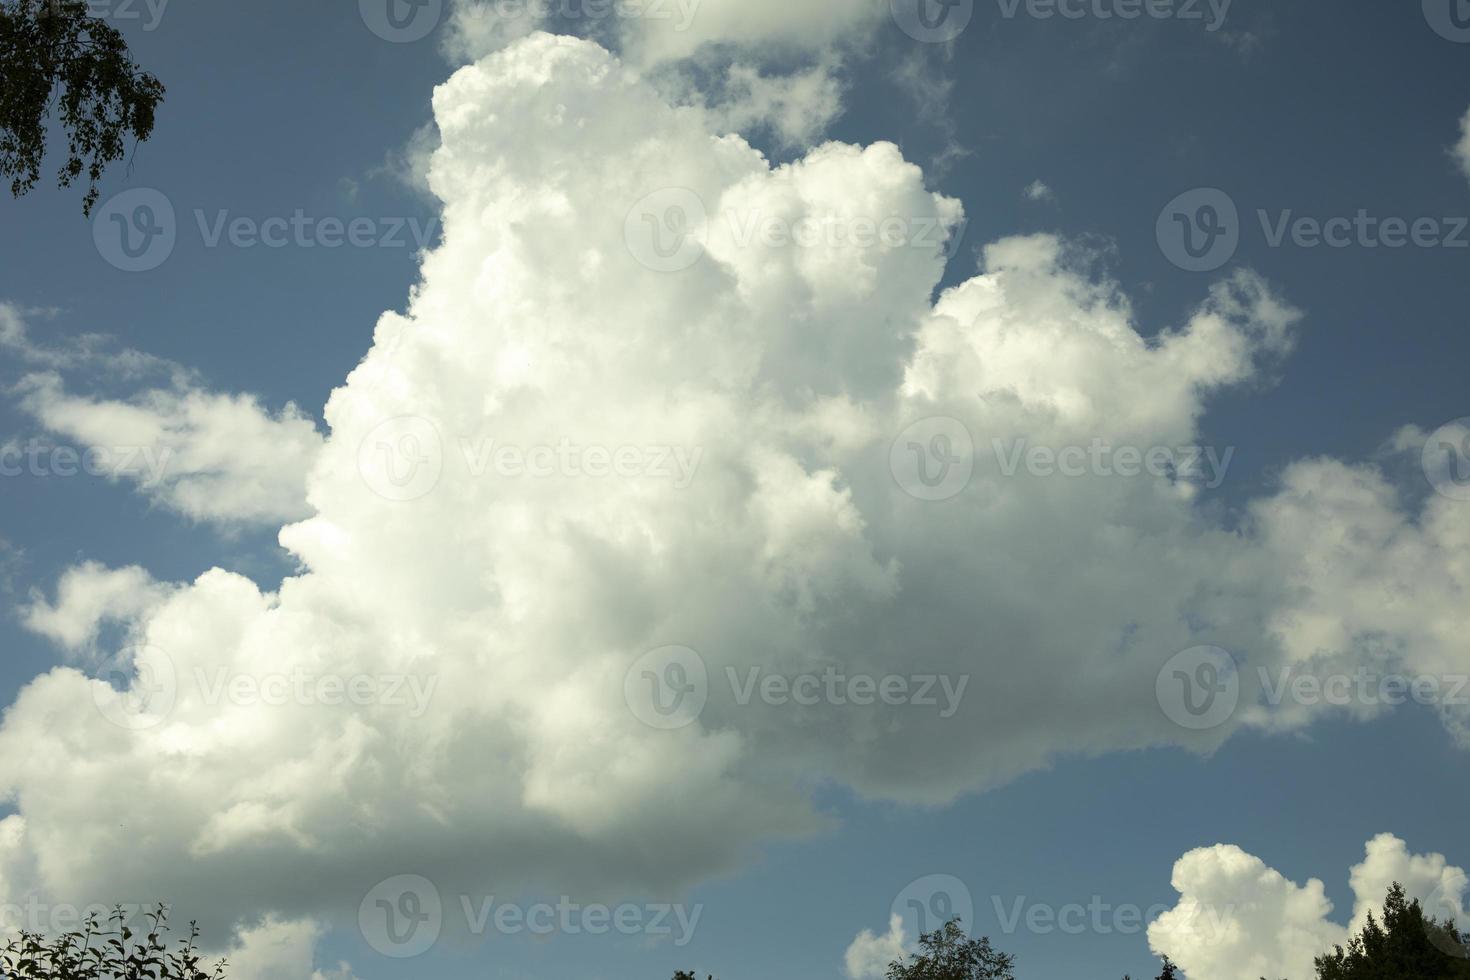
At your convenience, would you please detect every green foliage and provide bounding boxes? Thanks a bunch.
[885,918,1016,980]
[1315,882,1470,980]
[0,0,164,215]
[0,903,226,979]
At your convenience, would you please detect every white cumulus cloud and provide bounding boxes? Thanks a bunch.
[1150,835,1468,980]
[0,32,1465,962]
[13,370,321,527]
[845,914,908,979]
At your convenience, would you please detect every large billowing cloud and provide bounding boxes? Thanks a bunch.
[0,30,1466,970]
[440,0,882,151]
[443,0,883,65]
[1150,835,1469,980]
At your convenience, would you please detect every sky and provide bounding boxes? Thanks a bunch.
[0,1,1468,979]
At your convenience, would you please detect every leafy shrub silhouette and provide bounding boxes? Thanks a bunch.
[0,0,165,214]
[0,903,225,979]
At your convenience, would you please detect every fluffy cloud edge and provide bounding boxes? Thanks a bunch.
[1149,834,1469,980]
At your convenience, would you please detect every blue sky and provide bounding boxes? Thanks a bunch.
[1,1,1469,979]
